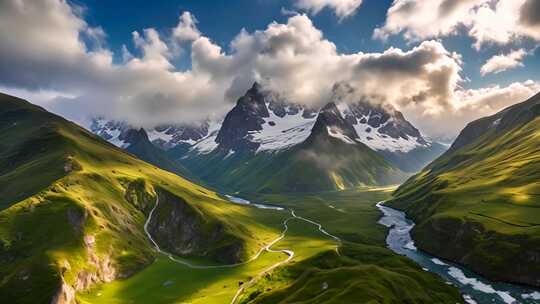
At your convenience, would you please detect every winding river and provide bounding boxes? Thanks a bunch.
[376,202,540,304]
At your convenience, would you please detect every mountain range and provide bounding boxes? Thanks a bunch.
[91,82,445,193]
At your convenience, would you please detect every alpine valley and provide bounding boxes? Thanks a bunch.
[5,81,540,304]
[0,92,463,304]
[3,1,540,303]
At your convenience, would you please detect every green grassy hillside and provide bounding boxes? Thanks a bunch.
[0,93,276,303]
[123,128,195,181]
[388,92,540,287]
[260,131,407,193]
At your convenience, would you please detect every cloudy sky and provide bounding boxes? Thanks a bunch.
[1,0,539,139]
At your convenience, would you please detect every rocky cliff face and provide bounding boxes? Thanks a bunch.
[412,215,540,287]
[146,189,244,264]
[308,102,359,143]
[215,82,270,152]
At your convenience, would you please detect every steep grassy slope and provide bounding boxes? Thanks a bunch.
[388,92,540,287]
[0,93,273,303]
[261,130,406,193]
[123,128,194,180]
[182,133,406,194]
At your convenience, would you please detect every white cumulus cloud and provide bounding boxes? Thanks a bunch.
[375,0,540,49]
[0,0,538,138]
[173,11,201,42]
[480,49,529,76]
[294,0,363,19]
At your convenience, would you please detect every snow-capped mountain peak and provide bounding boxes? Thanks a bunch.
[309,102,360,145]
[211,82,318,153]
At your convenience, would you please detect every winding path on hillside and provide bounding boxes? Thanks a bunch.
[143,195,341,303]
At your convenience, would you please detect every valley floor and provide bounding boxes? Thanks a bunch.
[78,187,462,304]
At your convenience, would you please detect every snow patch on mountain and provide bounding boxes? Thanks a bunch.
[90,118,131,148]
[147,127,198,147]
[109,134,130,148]
[190,120,222,154]
[250,106,317,152]
[191,135,218,154]
[146,128,173,143]
[326,126,356,144]
[352,119,425,153]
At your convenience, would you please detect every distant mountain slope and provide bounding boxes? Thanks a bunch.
[332,84,446,172]
[388,91,540,287]
[89,120,194,179]
[90,118,211,151]
[259,102,406,192]
[0,93,269,303]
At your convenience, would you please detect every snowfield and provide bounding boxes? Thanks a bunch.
[250,106,317,152]
[90,118,131,148]
[190,120,222,154]
[326,126,356,144]
[337,102,429,153]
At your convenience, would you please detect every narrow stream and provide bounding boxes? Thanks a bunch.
[376,202,540,304]
[225,195,285,210]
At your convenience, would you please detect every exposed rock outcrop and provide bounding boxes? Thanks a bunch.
[146,189,244,264]
[50,278,75,304]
